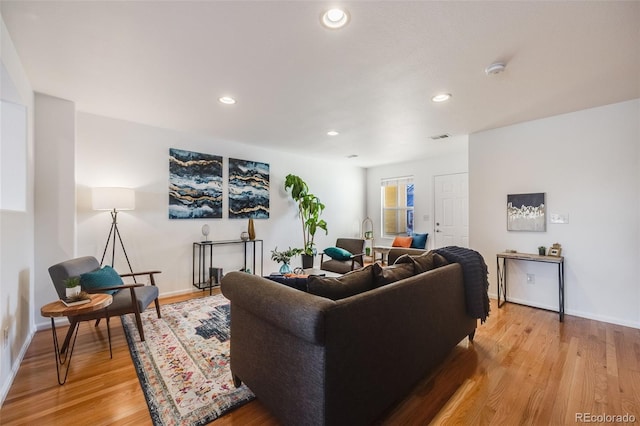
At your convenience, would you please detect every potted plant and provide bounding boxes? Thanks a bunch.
[271,246,303,274]
[284,174,328,268]
[64,276,81,298]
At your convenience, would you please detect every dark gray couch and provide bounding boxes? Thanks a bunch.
[221,262,477,426]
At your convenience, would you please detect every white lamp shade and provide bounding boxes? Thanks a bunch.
[92,187,135,211]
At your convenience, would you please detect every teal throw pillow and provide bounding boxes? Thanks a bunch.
[80,265,123,295]
[324,246,352,261]
[410,233,428,249]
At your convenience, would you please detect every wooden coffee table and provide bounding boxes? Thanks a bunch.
[41,293,113,384]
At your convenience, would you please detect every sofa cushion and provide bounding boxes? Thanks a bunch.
[80,265,123,295]
[372,262,415,287]
[391,236,413,248]
[410,233,428,249]
[307,265,374,300]
[323,246,353,261]
[395,250,449,274]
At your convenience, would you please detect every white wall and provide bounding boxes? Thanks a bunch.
[365,136,468,249]
[0,14,34,405]
[470,99,640,328]
[34,94,77,313]
[69,112,366,315]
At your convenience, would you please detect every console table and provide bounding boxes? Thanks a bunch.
[193,239,263,294]
[496,252,565,322]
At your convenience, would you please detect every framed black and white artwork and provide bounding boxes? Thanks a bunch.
[507,193,546,232]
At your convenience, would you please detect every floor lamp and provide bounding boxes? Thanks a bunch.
[92,187,136,279]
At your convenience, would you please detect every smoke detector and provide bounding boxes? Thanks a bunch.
[485,62,506,75]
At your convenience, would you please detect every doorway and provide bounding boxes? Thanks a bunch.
[433,173,469,248]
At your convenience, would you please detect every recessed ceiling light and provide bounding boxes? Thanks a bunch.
[218,96,236,105]
[327,130,339,136]
[321,8,349,29]
[431,93,452,103]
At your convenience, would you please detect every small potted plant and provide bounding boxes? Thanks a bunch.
[64,276,81,298]
[271,246,303,274]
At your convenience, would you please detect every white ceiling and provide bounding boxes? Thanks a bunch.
[1,1,639,168]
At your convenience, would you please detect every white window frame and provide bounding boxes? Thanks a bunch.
[380,176,414,238]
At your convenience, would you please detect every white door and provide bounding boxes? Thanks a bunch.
[434,173,469,248]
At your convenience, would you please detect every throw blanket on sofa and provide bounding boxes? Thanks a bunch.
[435,246,490,323]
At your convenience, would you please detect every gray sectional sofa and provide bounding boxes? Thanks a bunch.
[221,251,479,425]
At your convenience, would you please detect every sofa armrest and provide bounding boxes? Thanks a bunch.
[221,272,335,344]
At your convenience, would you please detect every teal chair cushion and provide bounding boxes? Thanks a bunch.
[80,265,123,295]
[323,246,352,261]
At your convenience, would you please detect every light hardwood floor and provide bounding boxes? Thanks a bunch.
[1,291,639,425]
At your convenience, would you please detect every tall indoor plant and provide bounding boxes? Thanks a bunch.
[284,174,328,268]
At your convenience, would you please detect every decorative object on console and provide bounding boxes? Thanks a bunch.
[549,242,562,256]
[284,174,328,259]
[247,218,256,240]
[271,246,303,274]
[228,158,270,219]
[92,187,136,276]
[240,231,250,241]
[538,246,547,255]
[202,224,211,242]
[507,193,546,232]
[169,148,222,219]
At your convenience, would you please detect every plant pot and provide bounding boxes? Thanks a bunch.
[301,254,314,269]
[538,247,546,255]
[66,286,80,298]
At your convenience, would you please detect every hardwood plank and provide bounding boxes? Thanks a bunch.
[1,294,639,425]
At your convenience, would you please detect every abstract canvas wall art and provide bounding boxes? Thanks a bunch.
[228,158,270,219]
[169,148,223,219]
[507,193,546,231]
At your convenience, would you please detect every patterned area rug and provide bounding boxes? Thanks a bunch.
[122,294,255,426]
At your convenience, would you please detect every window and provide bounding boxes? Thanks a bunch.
[381,176,414,237]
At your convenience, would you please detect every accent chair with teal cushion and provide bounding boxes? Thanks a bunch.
[320,238,365,274]
[48,256,162,351]
[410,232,428,249]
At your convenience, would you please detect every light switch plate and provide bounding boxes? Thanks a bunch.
[550,213,569,224]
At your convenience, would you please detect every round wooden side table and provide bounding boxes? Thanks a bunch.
[41,293,113,384]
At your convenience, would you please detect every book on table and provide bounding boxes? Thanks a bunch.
[61,296,91,307]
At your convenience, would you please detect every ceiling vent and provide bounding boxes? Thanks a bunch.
[430,133,451,140]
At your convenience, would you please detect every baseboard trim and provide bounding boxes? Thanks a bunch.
[487,293,639,329]
[0,327,36,407]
